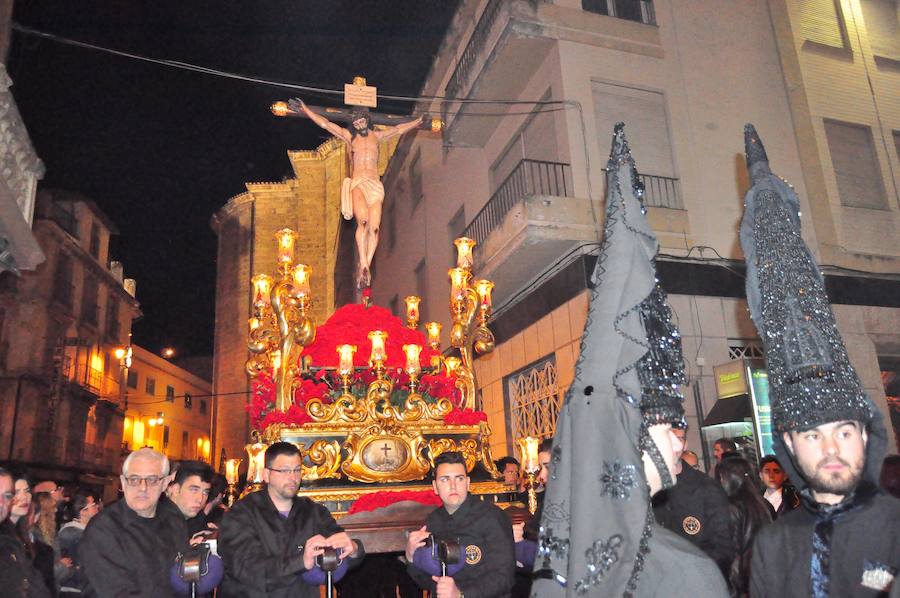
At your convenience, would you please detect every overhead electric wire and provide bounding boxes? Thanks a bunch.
[11,23,570,107]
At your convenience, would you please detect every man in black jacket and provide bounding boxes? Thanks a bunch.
[406,451,515,598]
[652,426,734,576]
[740,124,900,597]
[79,448,189,598]
[218,441,364,597]
[166,460,214,538]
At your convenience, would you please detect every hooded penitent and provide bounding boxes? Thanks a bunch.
[532,124,686,597]
[738,124,888,489]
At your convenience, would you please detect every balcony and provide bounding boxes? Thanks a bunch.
[441,0,661,146]
[464,159,599,308]
[603,169,683,210]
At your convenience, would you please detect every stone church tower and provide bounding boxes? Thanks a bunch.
[210,136,399,467]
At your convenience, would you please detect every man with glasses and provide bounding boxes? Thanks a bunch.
[0,466,52,597]
[219,441,364,597]
[79,448,189,597]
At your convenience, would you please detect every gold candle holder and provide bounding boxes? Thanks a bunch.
[517,436,541,515]
[444,356,461,377]
[449,268,471,307]
[403,344,422,392]
[454,237,476,270]
[405,295,421,329]
[292,264,312,308]
[252,274,273,311]
[224,458,242,507]
[475,279,494,324]
[368,331,388,375]
[275,228,298,274]
[337,344,357,393]
[243,441,268,497]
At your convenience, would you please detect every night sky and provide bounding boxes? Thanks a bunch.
[8,1,460,358]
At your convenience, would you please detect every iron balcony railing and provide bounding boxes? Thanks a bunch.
[604,169,682,210]
[464,159,573,246]
[443,0,504,123]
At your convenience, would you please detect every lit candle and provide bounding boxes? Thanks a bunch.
[517,436,541,473]
[368,331,388,366]
[337,344,357,376]
[425,321,442,349]
[252,274,273,308]
[292,264,311,299]
[224,458,242,485]
[405,295,420,328]
[454,237,476,269]
[448,268,471,303]
[444,356,461,376]
[275,228,298,267]
[475,280,494,309]
[245,442,268,484]
[403,344,422,377]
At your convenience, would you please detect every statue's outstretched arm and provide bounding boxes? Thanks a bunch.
[291,99,352,143]
[377,114,424,141]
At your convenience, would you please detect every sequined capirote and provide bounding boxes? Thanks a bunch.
[739,124,872,433]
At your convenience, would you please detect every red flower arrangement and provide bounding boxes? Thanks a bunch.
[246,302,487,432]
[443,408,488,425]
[347,489,442,515]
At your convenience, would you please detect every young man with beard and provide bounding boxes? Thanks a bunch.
[740,124,900,597]
[405,451,515,598]
[218,442,364,597]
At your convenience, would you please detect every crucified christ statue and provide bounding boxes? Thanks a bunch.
[289,99,423,288]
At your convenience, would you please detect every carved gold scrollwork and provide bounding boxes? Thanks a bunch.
[477,421,502,479]
[428,438,479,472]
[306,394,367,423]
[342,425,430,483]
[301,439,343,481]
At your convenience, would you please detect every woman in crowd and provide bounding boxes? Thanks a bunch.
[10,474,56,595]
[758,455,800,518]
[34,492,58,547]
[716,455,773,597]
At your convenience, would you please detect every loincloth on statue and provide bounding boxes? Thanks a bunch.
[341,176,385,220]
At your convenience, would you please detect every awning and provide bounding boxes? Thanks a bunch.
[702,395,753,426]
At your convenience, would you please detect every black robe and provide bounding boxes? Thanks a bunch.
[218,489,364,597]
[406,494,515,598]
[0,521,52,598]
[79,498,189,598]
[652,461,735,575]
[751,482,900,598]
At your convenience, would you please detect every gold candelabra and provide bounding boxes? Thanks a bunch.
[447,237,495,410]
[246,228,317,412]
[517,436,541,515]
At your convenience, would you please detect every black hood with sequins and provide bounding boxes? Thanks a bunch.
[739,124,887,489]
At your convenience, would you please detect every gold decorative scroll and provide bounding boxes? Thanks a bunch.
[300,439,343,481]
[427,438,479,472]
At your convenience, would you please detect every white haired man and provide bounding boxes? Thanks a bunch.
[79,448,189,597]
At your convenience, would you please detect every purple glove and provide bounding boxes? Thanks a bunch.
[515,539,537,569]
[169,554,224,595]
[300,556,350,585]
[411,545,465,577]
